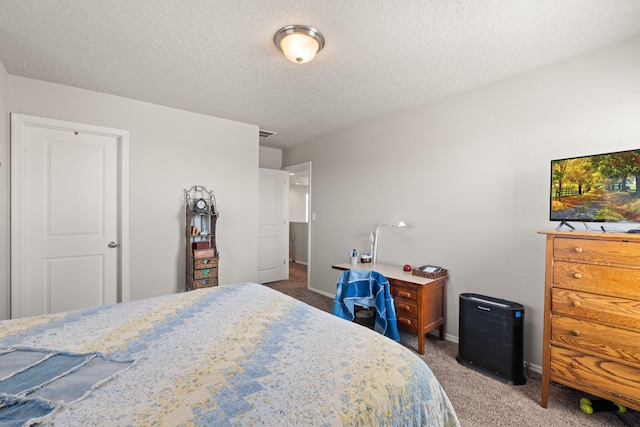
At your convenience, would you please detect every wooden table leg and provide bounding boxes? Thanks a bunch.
[417,333,425,355]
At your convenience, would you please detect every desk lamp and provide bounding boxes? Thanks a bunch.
[372,219,407,264]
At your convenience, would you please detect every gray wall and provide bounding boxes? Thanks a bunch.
[290,222,308,264]
[259,146,282,169]
[283,36,640,368]
[1,75,259,317]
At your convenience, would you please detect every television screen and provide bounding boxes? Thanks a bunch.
[550,149,640,222]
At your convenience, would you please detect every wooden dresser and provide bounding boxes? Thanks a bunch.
[540,231,640,411]
[332,262,446,355]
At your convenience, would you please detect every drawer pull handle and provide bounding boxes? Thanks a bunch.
[398,317,412,326]
[572,301,582,308]
[573,273,582,279]
[398,291,412,298]
[571,329,580,337]
[202,279,209,285]
[203,259,210,264]
[202,269,210,275]
[398,304,411,311]
[573,247,583,253]
[570,362,579,369]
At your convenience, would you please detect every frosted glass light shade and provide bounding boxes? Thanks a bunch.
[274,25,325,64]
[280,33,319,64]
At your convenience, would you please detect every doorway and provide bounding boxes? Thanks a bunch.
[10,114,130,318]
[283,162,311,290]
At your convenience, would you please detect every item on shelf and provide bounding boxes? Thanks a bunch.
[193,198,208,213]
[192,241,210,250]
[360,254,372,263]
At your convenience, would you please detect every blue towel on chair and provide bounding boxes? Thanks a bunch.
[332,270,400,341]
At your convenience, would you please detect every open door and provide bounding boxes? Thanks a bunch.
[258,168,288,283]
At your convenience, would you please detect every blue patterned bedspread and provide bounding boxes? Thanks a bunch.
[0,283,459,426]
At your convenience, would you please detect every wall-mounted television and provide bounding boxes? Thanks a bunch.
[550,149,640,223]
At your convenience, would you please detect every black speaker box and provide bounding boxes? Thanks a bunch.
[456,293,526,385]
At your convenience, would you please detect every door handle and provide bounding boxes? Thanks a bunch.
[108,241,119,248]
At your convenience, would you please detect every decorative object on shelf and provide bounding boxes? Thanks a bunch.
[184,185,219,291]
[274,25,325,64]
[192,241,210,250]
[193,198,208,213]
[372,219,407,263]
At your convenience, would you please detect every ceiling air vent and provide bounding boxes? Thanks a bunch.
[259,129,277,138]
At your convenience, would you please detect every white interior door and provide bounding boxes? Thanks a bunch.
[258,168,288,283]
[11,114,129,318]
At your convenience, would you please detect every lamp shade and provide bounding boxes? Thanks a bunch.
[274,25,325,64]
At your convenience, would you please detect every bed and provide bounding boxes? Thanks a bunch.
[0,283,459,426]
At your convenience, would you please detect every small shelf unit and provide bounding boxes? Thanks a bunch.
[184,185,219,290]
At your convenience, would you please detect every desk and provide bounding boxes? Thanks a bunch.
[332,263,447,355]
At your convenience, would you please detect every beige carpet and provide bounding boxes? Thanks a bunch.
[264,263,639,427]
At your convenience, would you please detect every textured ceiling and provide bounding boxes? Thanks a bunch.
[1,1,640,149]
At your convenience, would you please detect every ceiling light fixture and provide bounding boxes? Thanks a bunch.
[274,25,325,64]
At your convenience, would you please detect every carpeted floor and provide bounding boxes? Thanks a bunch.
[264,263,639,427]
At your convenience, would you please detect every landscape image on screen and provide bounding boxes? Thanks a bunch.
[551,149,640,222]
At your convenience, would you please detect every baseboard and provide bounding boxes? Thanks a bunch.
[308,286,333,299]
[526,361,542,375]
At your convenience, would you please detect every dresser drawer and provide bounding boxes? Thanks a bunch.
[390,281,418,301]
[396,315,417,331]
[552,288,640,330]
[190,277,218,289]
[194,257,219,269]
[193,248,216,259]
[193,267,218,280]
[554,237,640,266]
[550,346,640,402]
[395,299,418,317]
[551,315,640,365]
[554,261,640,298]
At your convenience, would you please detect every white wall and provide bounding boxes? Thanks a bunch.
[259,146,282,169]
[289,185,308,223]
[0,60,8,320]
[283,36,640,367]
[4,76,259,312]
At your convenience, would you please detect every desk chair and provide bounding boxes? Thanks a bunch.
[332,270,400,341]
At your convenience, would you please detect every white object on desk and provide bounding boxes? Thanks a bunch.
[372,219,407,264]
